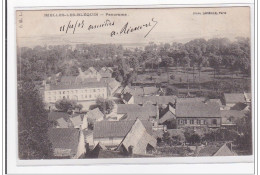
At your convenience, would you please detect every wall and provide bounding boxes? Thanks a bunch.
[177,117,221,128]
[93,137,124,147]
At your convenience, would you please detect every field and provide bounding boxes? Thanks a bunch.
[133,66,251,95]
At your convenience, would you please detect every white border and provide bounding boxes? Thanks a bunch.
[6,0,256,174]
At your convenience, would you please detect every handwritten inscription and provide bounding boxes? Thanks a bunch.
[110,18,158,38]
[60,20,114,34]
[59,18,157,38]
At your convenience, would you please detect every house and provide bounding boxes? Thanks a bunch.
[48,112,71,128]
[99,67,113,78]
[122,93,134,104]
[175,100,221,128]
[220,110,246,127]
[100,78,121,96]
[69,114,83,129]
[47,128,86,158]
[117,119,157,155]
[56,117,70,128]
[134,96,176,107]
[117,104,158,121]
[197,142,237,156]
[159,105,176,125]
[86,108,104,124]
[93,120,153,147]
[44,81,108,106]
[122,86,144,96]
[224,93,246,108]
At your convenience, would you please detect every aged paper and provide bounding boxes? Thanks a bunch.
[16,7,252,160]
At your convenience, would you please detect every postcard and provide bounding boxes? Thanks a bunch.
[16,6,253,162]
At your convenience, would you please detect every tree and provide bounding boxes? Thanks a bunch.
[96,98,114,114]
[55,99,77,112]
[75,104,83,113]
[18,80,53,159]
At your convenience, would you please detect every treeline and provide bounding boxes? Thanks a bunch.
[17,37,250,82]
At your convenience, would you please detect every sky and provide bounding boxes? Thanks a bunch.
[16,7,251,48]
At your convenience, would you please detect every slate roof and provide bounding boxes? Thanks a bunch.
[56,117,69,128]
[224,93,246,104]
[117,104,157,117]
[93,120,153,139]
[159,111,176,123]
[49,82,107,90]
[176,101,220,118]
[197,143,237,156]
[123,112,151,121]
[48,112,70,121]
[87,108,104,121]
[123,93,133,102]
[134,96,176,105]
[230,102,248,110]
[47,128,79,156]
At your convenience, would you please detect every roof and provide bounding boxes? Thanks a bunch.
[224,93,246,104]
[176,101,220,118]
[60,76,76,83]
[123,112,151,121]
[48,81,107,90]
[230,102,248,110]
[69,115,83,127]
[48,128,79,156]
[221,110,246,125]
[123,86,144,96]
[123,93,133,102]
[93,120,153,139]
[48,112,70,121]
[143,87,159,95]
[87,108,104,121]
[56,117,69,128]
[198,143,237,156]
[176,97,206,103]
[159,111,176,123]
[119,119,157,155]
[209,99,223,106]
[117,104,157,117]
[134,96,176,105]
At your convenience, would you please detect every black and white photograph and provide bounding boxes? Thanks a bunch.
[16,7,252,160]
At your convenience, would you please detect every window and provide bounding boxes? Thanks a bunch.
[63,91,65,94]
[200,120,204,125]
[67,95,69,99]
[190,119,194,124]
[85,95,88,99]
[180,120,183,124]
[89,94,92,98]
[184,119,187,124]
[212,119,217,125]
[93,89,96,92]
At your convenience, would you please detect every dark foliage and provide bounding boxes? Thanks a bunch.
[18,80,53,159]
